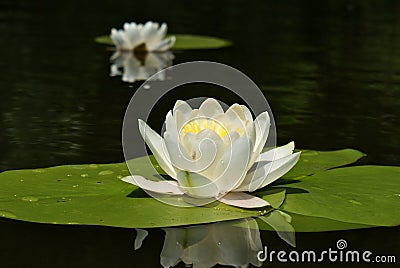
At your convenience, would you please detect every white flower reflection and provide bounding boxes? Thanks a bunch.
[110,51,174,83]
[134,211,295,268]
[160,218,263,268]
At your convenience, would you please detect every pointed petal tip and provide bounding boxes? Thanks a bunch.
[121,175,137,185]
[122,175,184,195]
[292,151,301,159]
[288,141,295,150]
[219,192,270,208]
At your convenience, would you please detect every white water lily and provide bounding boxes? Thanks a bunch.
[110,51,173,83]
[110,21,175,52]
[122,98,300,208]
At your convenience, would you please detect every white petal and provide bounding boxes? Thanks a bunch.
[240,105,254,122]
[146,22,166,49]
[196,130,227,178]
[235,152,301,192]
[173,100,192,115]
[199,98,224,117]
[222,105,254,146]
[122,175,184,195]
[173,100,192,131]
[165,110,178,138]
[157,23,167,38]
[253,111,271,153]
[212,136,252,193]
[149,36,176,52]
[225,104,247,123]
[245,120,256,147]
[258,141,295,162]
[134,229,148,250]
[219,192,270,208]
[138,119,177,178]
[222,130,240,144]
[142,21,155,41]
[258,152,301,189]
[176,170,219,198]
[124,23,142,48]
[110,28,125,49]
[247,111,271,169]
[163,131,199,172]
[180,131,196,155]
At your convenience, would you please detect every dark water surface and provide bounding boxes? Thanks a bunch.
[0,0,399,267]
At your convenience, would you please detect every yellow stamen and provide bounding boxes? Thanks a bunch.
[181,118,230,138]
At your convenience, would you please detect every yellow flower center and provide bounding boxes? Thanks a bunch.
[181,118,229,138]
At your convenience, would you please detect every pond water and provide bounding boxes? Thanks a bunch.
[0,0,399,267]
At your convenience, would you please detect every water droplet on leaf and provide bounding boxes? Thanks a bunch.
[21,196,39,202]
[99,170,114,175]
[32,169,45,173]
[0,210,17,219]
[348,199,362,205]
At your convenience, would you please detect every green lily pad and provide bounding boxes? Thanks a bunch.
[0,148,395,231]
[255,189,286,209]
[279,166,400,227]
[282,148,365,179]
[94,34,232,50]
[255,211,373,232]
[281,213,373,232]
[0,160,262,228]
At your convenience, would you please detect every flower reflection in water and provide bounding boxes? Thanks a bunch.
[134,211,295,268]
[110,51,174,83]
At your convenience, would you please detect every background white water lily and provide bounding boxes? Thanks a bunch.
[110,21,175,52]
[122,98,300,208]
